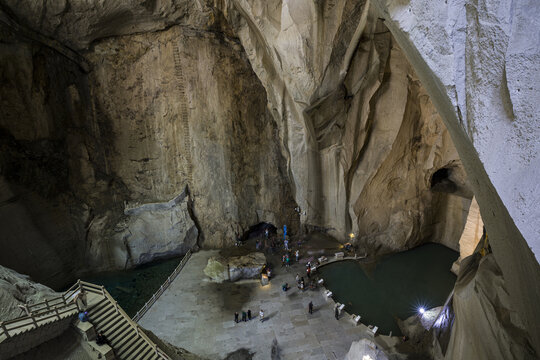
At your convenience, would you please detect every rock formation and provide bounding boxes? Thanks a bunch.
[203,252,266,282]
[0,0,539,359]
[0,265,57,322]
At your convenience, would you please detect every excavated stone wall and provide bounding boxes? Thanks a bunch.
[0,10,297,285]
[1,1,539,359]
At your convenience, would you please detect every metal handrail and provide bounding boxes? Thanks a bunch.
[0,280,172,359]
[132,250,192,322]
[77,281,170,360]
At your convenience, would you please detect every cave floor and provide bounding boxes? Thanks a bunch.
[138,249,400,360]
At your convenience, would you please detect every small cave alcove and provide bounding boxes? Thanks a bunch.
[430,167,458,194]
[240,222,276,242]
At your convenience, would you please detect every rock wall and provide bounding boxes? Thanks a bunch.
[214,1,471,254]
[0,9,297,284]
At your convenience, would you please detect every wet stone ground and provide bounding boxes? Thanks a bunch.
[138,236,400,360]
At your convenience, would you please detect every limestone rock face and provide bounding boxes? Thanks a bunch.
[203,252,266,282]
[0,265,58,322]
[446,253,537,360]
[0,9,297,284]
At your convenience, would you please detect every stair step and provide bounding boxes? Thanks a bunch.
[115,326,137,349]
[116,330,140,356]
[93,306,116,325]
[90,301,113,319]
[137,346,154,360]
[87,297,107,312]
[101,316,126,334]
[108,320,130,342]
[141,347,157,360]
[110,323,132,346]
[123,337,147,359]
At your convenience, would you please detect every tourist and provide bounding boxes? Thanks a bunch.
[78,311,89,322]
[266,267,272,278]
[247,309,252,320]
[309,301,313,315]
[285,254,290,268]
[295,250,299,262]
[73,289,88,310]
[306,266,311,278]
[282,254,286,267]
[295,273,300,284]
[284,238,289,250]
[96,331,109,346]
[282,283,289,292]
[265,229,269,238]
[234,312,239,323]
[242,311,247,322]
[300,282,304,291]
[259,309,264,322]
[335,306,339,320]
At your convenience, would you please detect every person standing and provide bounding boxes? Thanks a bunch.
[306,266,311,278]
[295,250,300,262]
[335,306,339,320]
[284,238,289,251]
[234,312,239,323]
[259,309,264,322]
[242,311,247,322]
[247,309,252,320]
[309,301,313,315]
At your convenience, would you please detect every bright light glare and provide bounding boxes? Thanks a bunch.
[362,356,373,360]
[419,307,425,315]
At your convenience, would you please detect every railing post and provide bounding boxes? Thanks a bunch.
[115,301,119,314]
[30,313,38,328]
[0,322,10,339]
[101,285,105,297]
[55,307,60,320]
[44,298,49,311]
[154,344,158,355]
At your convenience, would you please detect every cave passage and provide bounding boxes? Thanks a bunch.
[318,243,459,335]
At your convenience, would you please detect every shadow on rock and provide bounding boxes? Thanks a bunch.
[271,338,281,360]
[223,348,254,360]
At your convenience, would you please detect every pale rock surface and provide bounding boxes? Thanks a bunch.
[203,252,266,282]
[0,265,58,321]
[117,192,198,267]
[345,338,390,360]
[447,253,537,360]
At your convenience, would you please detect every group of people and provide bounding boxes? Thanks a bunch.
[72,289,111,347]
[235,309,265,323]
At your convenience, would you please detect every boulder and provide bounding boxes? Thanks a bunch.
[203,253,266,283]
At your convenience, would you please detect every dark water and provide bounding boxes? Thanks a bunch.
[82,257,182,317]
[318,243,458,336]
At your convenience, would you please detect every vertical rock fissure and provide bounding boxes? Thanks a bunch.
[172,40,193,188]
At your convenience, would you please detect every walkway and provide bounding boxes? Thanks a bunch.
[139,250,395,360]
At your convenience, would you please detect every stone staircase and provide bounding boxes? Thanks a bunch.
[87,298,157,360]
[0,281,171,360]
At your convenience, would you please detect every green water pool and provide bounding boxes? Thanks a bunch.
[318,243,458,335]
[82,256,182,317]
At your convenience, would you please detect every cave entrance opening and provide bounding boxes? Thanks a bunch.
[240,222,276,242]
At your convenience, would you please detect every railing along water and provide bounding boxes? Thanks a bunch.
[132,250,192,322]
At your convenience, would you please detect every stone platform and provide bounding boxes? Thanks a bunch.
[139,250,395,360]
